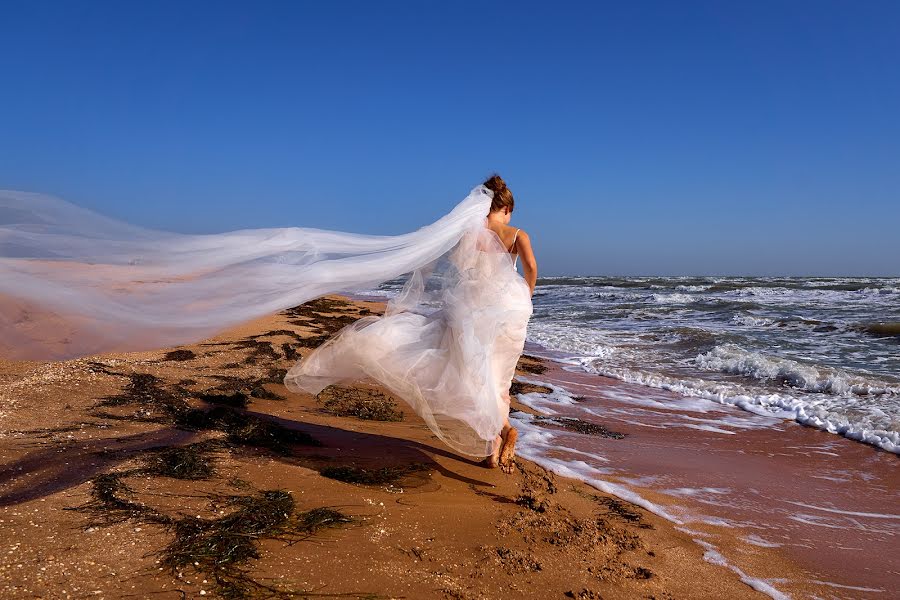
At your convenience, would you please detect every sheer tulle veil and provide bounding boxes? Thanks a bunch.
[0,184,533,456]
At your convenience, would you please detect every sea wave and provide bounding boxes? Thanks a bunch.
[694,344,900,397]
[652,292,697,304]
[574,356,900,454]
[731,314,776,327]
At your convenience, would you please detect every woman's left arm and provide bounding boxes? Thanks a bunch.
[517,230,538,296]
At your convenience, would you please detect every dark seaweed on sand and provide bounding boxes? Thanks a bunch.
[596,495,651,528]
[284,298,369,335]
[517,355,548,375]
[281,342,300,360]
[162,490,352,595]
[293,334,331,349]
[320,463,429,487]
[570,487,653,530]
[509,381,553,396]
[73,472,357,599]
[536,416,625,439]
[235,339,282,364]
[144,442,220,480]
[198,391,250,408]
[176,405,321,454]
[246,329,307,342]
[316,386,404,422]
[91,369,319,453]
[94,372,192,423]
[207,369,288,400]
[163,349,197,361]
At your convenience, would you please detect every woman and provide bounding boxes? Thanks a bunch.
[0,175,537,469]
[483,176,538,468]
[285,175,537,471]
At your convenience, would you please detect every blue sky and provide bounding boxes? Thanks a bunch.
[1,1,898,276]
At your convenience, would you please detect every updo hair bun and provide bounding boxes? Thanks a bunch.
[483,173,514,213]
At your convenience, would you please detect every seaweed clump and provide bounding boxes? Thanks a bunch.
[316,386,404,422]
[75,472,160,527]
[595,495,652,528]
[320,463,428,487]
[163,491,353,598]
[284,298,366,335]
[516,355,548,375]
[235,339,282,364]
[536,416,625,439]
[177,406,321,455]
[91,369,318,454]
[198,391,250,408]
[208,371,287,401]
[163,349,196,361]
[93,372,191,423]
[144,442,219,480]
[509,381,553,396]
[73,474,354,599]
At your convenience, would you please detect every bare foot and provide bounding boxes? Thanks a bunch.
[498,427,518,474]
[482,435,502,468]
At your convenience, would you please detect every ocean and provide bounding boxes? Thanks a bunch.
[527,276,900,453]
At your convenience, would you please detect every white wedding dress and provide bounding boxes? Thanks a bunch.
[0,184,533,457]
[285,224,532,457]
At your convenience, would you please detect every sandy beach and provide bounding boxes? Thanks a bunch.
[0,295,806,599]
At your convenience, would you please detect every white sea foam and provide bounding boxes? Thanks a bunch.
[809,580,886,593]
[731,314,776,327]
[652,292,696,304]
[787,514,846,529]
[859,286,898,295]
[675,284,711,292]
[783,501,900,520]
[526,322,624,360]
[684,424,737,434]
[512,376,581,415]
[742,534,783,548]
[510,412,682,522]
[695,344,900,397]
[664,487,731,497]
[575,357,900,454]
[691,538,790,600]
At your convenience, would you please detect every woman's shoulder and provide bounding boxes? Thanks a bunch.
[509,225,529,240]
[486,223,528,247]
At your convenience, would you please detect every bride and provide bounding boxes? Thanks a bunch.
[285,175,537,471]
[0,175,537,471]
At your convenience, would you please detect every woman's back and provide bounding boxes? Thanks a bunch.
[487,222,521,257]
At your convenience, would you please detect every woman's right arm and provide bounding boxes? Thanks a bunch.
[517,230,537,296]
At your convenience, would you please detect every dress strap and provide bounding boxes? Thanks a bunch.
[508,228,520,253]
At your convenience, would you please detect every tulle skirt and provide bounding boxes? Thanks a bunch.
[285,226,533,458]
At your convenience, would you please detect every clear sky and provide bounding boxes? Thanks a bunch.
[1,1,898,276]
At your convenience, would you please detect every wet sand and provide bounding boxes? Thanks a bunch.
[1,295,808,599]
[514,351,899,599]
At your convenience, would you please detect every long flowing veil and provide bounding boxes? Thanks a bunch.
[0,185,495,361]
[1,184,533,457]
